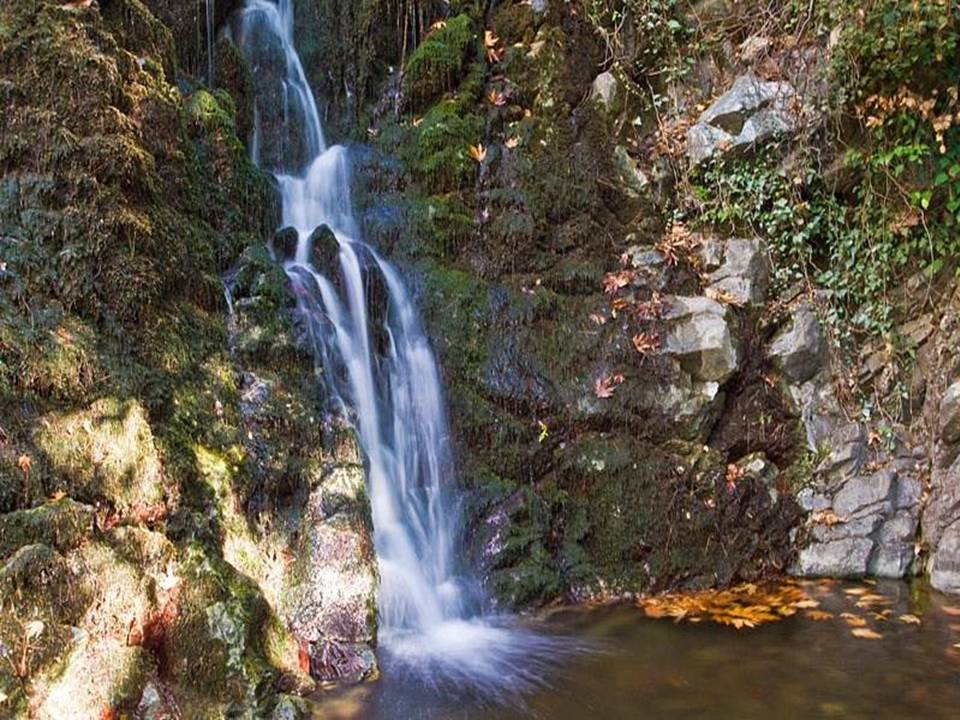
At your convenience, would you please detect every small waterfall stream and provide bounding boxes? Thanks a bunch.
[229,0,563,693]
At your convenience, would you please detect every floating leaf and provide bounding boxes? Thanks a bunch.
[638,582,811,630]
[805,610,834,621]
[942,606,960,616]
[840,613,867,627]
[851,628,883,640]
[793,599,821,609]
[843,587,869,596]
[899,614,922,625]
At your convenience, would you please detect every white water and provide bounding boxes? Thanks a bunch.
[230,0,563,693]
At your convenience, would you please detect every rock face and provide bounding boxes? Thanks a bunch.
[687,73,799,164]
[769,304,827,384]
[662,296,739,383]
[703,237,770,308]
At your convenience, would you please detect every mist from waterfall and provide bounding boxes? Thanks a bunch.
[228,0,565,694]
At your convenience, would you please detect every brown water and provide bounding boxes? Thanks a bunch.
[312,581,960,720]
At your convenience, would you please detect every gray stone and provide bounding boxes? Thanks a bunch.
[769,305,826,383]
[707,237,770,307]
[941,380,960,445]
[869,511,918,578]
[793,537,874,577]
[832,470,895,518]
[686,73,798,164]
[662,296,739,383]
[590,71,621,112]
[931,522,960,593]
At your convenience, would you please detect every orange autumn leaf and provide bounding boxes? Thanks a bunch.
[17,454,31,474]
[840,613,867,627]
[805,610,834,621]
[942,606,960,616]
[851,628,883,640]
[899,614,922,625]
[468,143,486,163]
[594,373,625,399]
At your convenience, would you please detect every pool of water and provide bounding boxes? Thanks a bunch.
[311,581,960,720]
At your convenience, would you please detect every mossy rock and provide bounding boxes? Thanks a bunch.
[0,498,94,558]
[35,397,167,513]
[403,14,476,110]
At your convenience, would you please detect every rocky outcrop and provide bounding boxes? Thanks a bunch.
[687,73,799,165]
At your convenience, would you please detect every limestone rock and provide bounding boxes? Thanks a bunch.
[769,305,826,384]
[686,73,799,165]
[794,537,875,578]
[662,296,739,384]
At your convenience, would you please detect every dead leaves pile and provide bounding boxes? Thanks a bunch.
[638,582,814,630]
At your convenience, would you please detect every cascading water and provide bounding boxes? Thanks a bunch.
[229,0,565,694]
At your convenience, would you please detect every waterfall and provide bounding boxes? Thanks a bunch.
[229,0,564,693]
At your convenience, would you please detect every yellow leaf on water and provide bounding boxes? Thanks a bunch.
[843,587,869,596]
[851,628,883,640]
[805,610,834,621]
[942,606,960,617]
[899,614,922,625]
[793,599,821,609]
[840,613,867,627]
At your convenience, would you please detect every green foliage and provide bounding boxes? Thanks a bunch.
[398,100,485,193]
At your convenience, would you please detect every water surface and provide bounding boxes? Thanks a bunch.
[313,581,960,720]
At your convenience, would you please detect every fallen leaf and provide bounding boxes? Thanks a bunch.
[942,606,960,616]
[505,136,520,149]
[793,599,821,609]
[899,614,922,625]
[840,613,867,627]
[594,373,625,399]
[851,628,883,640]
[805,610,834,621]
[17,454,31,474]
[843,587,869,596]
[632,332,661,356]
[468,143,487,163]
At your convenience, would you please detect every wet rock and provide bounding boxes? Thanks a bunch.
[687,73,799,165]
[769,304,827,384]
[662,296,739,383]
[794,537,875,578]
[706,237,770,307]
[273,226,299,261]
[308,224,340,273]
[281,445,378,684]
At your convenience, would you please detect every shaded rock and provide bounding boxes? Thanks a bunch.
[273,226,299,261]
[735,452,780,502]
[769,304,826,384]
[941,380,960,445]
[833,470,895,518]
[706,237,770,307]
[0,498,94,558]
[687,73,799,164]
[590,71,621,112]
[662,296,739,383]
[308,224,340,273]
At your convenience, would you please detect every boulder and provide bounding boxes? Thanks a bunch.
[308,224,340,273]
[273,226,299,261]
[686,73,799,165]
[590,71,621,113]
[662,296,739,383]
[769,304,826,384]
[706,237,770,307]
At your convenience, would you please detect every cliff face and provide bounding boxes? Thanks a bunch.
[345,0,959,606]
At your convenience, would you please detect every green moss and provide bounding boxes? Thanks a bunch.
[403,14,476,109]
[36,398,167,513]
[0,498,93,558]
[399,100,484,194]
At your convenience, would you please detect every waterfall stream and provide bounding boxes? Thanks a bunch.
[229,0,563,693]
